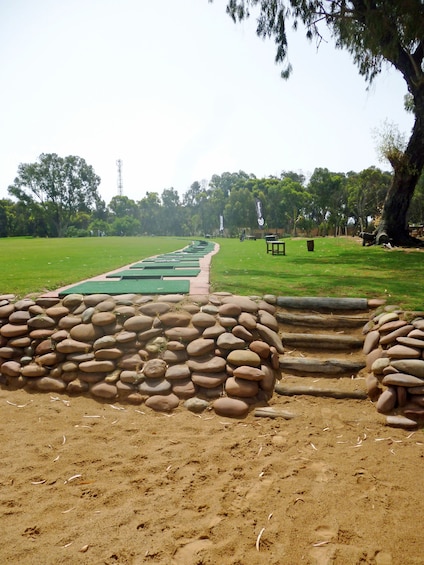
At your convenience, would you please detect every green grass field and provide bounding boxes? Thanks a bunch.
[0,236,422,310]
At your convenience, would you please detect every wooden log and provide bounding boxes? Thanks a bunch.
[278,357,365,375]
[276,297,368,311]
[281,332,363,350]
[275,384,367,400]
[276,311,369,328]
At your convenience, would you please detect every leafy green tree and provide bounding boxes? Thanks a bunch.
[138,192,161,234]
[224,187,256,233]
[8,153,101,237]
[346,167,391,232]
[108,195,139,220]
[214,1,424,246]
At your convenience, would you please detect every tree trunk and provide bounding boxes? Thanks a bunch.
[376,89,424,247]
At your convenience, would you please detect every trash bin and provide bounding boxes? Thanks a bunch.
[307,239,314,252]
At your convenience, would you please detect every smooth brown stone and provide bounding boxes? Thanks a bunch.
[386,415,418,428]
[139,302,171,316]
[216,333,245,351]
[391,359,424,378]
[256,323,284,354]
[259,364,277,392]
[143,359,167,378]
[397,337,424,349]
[9,310,31,324]
[225,376,259,397]
[376,312,399,327]
[94,299,116,312]
[161,349,188,364]
[139,378,172,395]
[0,360,21,377]
[217,316,238,329]
[366,348,386,371]
[94,348,123,360]
[226,350,261,368]
[171,378,197,399]
[118,353,144,371]
[69,323,101,342]
[159,312,191,327]
[0,347,21,359]
[378,319,408,334]
[233,365,265,381]
[14,298,35,311]
[45,306,69,319]
[164,327,201,342]
[383,373,424,387]
[27,315,56,329]
[123,315,154,332]
[212,397,250,418]
[249,341,270,359]
[8,337,31,348]
[221,295,258,313]
[232,325,254,342]
[62,294,84,308]
[202,324,226,339]
[145,393,180,412]
[408,329,424,340]
[21,364,47,378]
[258,310,279,332]
[363,330,380,355]
[166,341,186,351]
[115,331,137,344]
[365,374,380,399]
[371,357,390,375]
[186,338,215,357]
[79,360,115,373]
[0,324,28,338]
[92,311,116,326]
[191,312,217,328]
[376,387,397,413]
[408,386,424,395]
[187,356,227,373]
[138,328,163,342]
[56,338,90,354]
[386,344,421,359]
[218,303,242,317]
[165,364,191,381]
[191,372,227,388]
[58,315,82,330]
[32,376,66,393]
[37,352,64,366]
[238,312,257,330]
[0,304,15,318]
[90,381,118,399]
[83,294,111,306]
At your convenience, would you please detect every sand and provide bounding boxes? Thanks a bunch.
[1,386,424,565]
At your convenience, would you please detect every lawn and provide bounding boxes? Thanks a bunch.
[0,235,422,310]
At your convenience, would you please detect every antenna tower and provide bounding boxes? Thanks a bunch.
[116,159,123,196]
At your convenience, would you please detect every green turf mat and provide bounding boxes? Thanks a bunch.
[130,261,199,269]
[106,268,200,278]
[58,279,190,296]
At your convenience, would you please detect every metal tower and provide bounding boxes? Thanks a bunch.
[116,159,123,196]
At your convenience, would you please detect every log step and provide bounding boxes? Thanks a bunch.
[281,332,363,350]
[275,383,367,400]
[276,311,369,329]
[278,356,365,376]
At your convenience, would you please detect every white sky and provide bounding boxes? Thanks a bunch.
[0,0,414,205]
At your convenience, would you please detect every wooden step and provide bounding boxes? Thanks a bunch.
[281,332,363,350]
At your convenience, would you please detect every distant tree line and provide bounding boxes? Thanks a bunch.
[1,154,423,238]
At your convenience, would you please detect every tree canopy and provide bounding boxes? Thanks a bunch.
[8,153,102,237]
[212,0,424,245]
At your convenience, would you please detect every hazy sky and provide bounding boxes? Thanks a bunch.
[0,0,414,205]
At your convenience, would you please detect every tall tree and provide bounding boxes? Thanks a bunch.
[8,153,101,237]
[213,0,424,246]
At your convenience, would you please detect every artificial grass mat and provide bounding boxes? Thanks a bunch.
[58,279,190,296]
[106,268,200,278]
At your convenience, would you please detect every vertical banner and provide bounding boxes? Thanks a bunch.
[219,214,224,232]
[255,198,265,228]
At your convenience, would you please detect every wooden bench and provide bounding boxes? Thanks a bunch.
[268,240,286,255]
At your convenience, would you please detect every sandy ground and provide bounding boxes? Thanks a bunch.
[1,385,424,565]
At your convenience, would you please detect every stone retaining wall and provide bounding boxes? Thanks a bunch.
[363,307,424,427]
[0,292,284,418]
